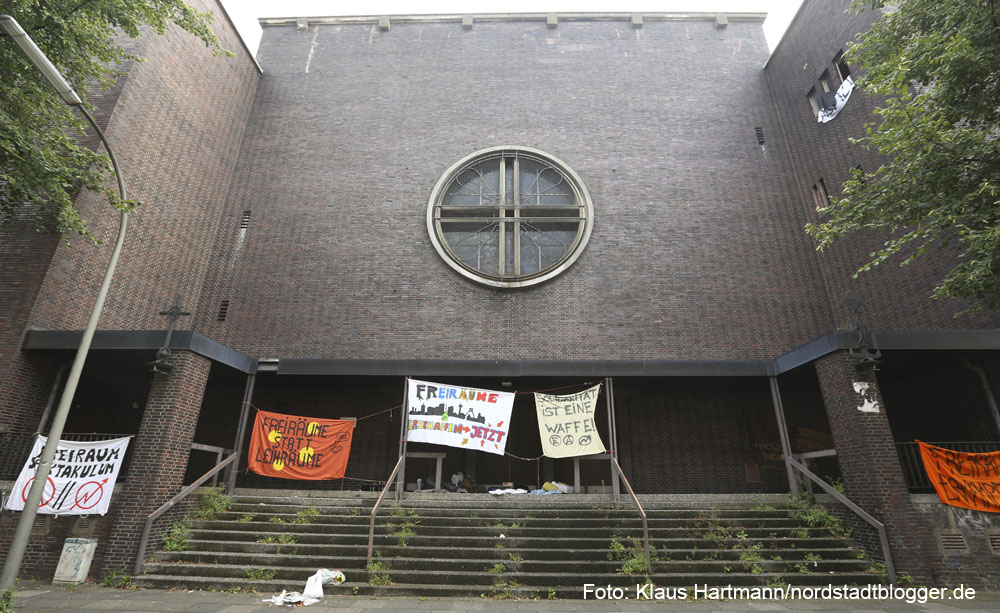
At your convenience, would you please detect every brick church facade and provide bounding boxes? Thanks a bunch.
[2,0,999,586]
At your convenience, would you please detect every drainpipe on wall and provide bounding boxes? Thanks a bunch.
[960,357,1000,437]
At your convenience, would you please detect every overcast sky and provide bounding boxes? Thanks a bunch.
[219,0,804,57]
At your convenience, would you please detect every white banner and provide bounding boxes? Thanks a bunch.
[406,379,514,456]
[6,435,131,515]
[818,76,855,123]
[535,384,606,458]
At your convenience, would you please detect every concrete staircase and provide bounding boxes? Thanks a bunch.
[135,491,878,598]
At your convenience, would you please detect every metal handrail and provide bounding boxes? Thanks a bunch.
[133,452,238,575]
[367,455,405,564]
[610,457,652,576]
[786,456,896,585]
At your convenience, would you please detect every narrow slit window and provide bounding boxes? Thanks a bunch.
[834,50,851,82]
[217,299,230,321]
[240,210,251,229]
[819,69,833,93]
[754,127,765,145]
[807,87,822,117]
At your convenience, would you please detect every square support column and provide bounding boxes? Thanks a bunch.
[98,351,212,575]
[814,351,933,582]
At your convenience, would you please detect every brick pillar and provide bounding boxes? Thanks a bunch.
[814,351,934,582]
[0,352,62,434]
[98,351,211,575]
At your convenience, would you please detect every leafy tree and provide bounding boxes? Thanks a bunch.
[0,1,227,238]
[806,0,1000,312]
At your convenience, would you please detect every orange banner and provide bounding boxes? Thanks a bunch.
[248,410,354,480]
[918,440,1000,512]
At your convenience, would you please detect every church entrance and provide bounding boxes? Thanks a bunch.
[402,376,614,493]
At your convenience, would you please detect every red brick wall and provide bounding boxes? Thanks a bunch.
[99,351,212,575]
[24,0,259,334]
[620,378,788,494]
[195,17,835,362]
[763,0,1000,330]
[814,351,936,581]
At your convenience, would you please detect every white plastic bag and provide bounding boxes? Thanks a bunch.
[303,568,346,598]
[262,589,320,606]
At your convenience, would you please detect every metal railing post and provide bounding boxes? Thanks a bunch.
[368,455,405,564]
[133,452,238,575]
[610,458,651,576]
[785,456,896,585]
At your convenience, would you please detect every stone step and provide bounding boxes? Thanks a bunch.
[229,500,794,518]
[192,518,829,538]
[135,571,882,597]
[142,560,873,586]
[146,552,870,575]
[140,492,867,599]
[178,541,857,563]
[214,511,805,528]
[187,525,838,544]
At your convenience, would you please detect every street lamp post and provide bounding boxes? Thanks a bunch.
[0,15,130,594]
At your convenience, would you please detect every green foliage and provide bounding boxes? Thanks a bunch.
[702,522,735,548]
[752,497,777,511]
[766,576,789,590]
[162,518,191,551]
[487,562,506,576]
[507,552,523,563]
[245,568,275,582]
[739,542,766,574]
[787,499,850,537]
[609,534,658,576]
[0,1,229,238]
[389,518,417,547]
[257,533,295,546]
[236,513,255,523]
[792,552,822,574]
[0,589,13,613]
[102,570,137,589]
[267,516,286,524]
[389,505,416,518]
[483,562,518,599]
[806,0,1000,313]
[548,587,557,600]
[291,505,320,524]
[367,561,392,586]
[192,486,231,520]
[866,561,889,582]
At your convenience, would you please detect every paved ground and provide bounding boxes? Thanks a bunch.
[9,581,1000,613]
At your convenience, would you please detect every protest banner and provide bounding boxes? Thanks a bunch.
[918,440,1000,512]
[535,384,605,458]
[248,410,355,479]
[406,379,514,455]
[5,435,131,515]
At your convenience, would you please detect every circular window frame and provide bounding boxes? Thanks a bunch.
[426,146,594,289]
